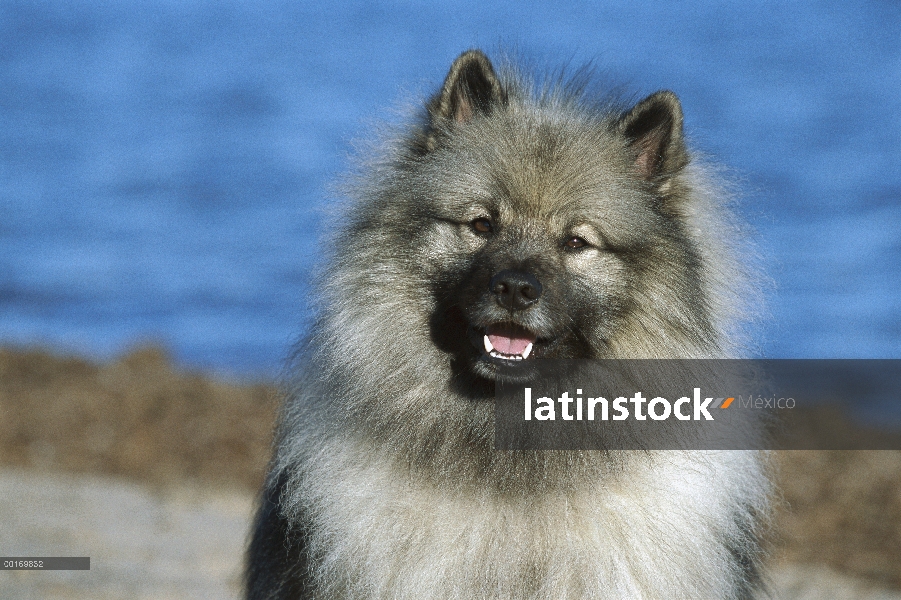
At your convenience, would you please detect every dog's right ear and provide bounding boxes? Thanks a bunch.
[421,50,506,151]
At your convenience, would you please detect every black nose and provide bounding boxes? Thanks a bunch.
[489,270,543,311]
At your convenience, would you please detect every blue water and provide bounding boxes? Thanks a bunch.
[1,0,899,378]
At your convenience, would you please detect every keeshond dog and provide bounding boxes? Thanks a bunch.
[246,50,770,599]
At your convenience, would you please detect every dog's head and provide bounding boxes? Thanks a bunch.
[322,51,742,402]
[398,51,717,384]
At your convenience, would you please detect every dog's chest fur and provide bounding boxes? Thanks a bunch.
[298,442,759,599]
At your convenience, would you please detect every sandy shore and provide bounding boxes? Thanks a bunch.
[1,345,900,597]
[2,467,900,600]
[0,468,250,599]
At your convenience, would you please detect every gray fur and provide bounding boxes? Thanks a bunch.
[246,50,771,599]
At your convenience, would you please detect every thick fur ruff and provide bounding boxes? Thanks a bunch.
[246,50,770,599]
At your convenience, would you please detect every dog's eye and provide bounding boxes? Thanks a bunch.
[564,236,587,249]
[471,218,493,233]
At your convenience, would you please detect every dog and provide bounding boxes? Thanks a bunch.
[246,49,770,599]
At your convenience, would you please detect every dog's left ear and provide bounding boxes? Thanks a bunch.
[428,50,506,128]
[619,91,689,180]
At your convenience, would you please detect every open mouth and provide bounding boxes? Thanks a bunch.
[480,323,538,361]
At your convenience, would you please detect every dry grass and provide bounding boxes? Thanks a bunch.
[0,345,278,491]
[774,450,901,588]
[1,345,899,588]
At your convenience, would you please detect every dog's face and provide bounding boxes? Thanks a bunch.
[389,52,698,383]
[419,139,643,382]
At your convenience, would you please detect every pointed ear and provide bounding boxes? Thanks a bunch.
[428,50,506,127]
[619,91,689,180]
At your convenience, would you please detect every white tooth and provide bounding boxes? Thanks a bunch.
[515,356,522,360]
[483,335,494,354]
[522,342,533,359]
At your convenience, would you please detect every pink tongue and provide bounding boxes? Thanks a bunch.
[487,325,536,355]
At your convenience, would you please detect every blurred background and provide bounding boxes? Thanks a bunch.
[1,0,898,379]
[1,1,900,598]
